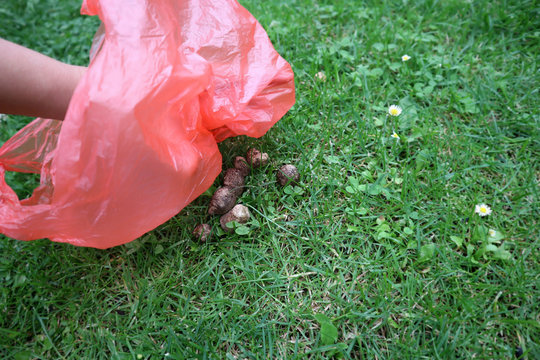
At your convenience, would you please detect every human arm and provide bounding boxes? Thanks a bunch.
[0,38,86,121]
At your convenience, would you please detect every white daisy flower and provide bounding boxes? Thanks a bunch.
[488,229,497,237]
[402,54,411,62]
[388,105,402,116]
[315,71,326,81]
[475,204,492,217]
[391,132,400,140]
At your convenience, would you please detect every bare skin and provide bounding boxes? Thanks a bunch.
[0,38,86,121]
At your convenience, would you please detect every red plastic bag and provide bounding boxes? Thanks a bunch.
[0,0,295,248]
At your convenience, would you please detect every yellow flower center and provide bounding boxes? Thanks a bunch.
[480,207,487,213]
[390,109,399,115]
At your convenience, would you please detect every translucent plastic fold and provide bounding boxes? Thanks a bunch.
[0,0,295,248]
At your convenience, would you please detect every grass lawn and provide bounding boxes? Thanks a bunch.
[1,0,538,358]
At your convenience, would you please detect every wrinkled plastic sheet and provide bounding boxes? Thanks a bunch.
[0,0,295,248]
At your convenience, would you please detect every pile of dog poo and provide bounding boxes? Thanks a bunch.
[192,148,299,242]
